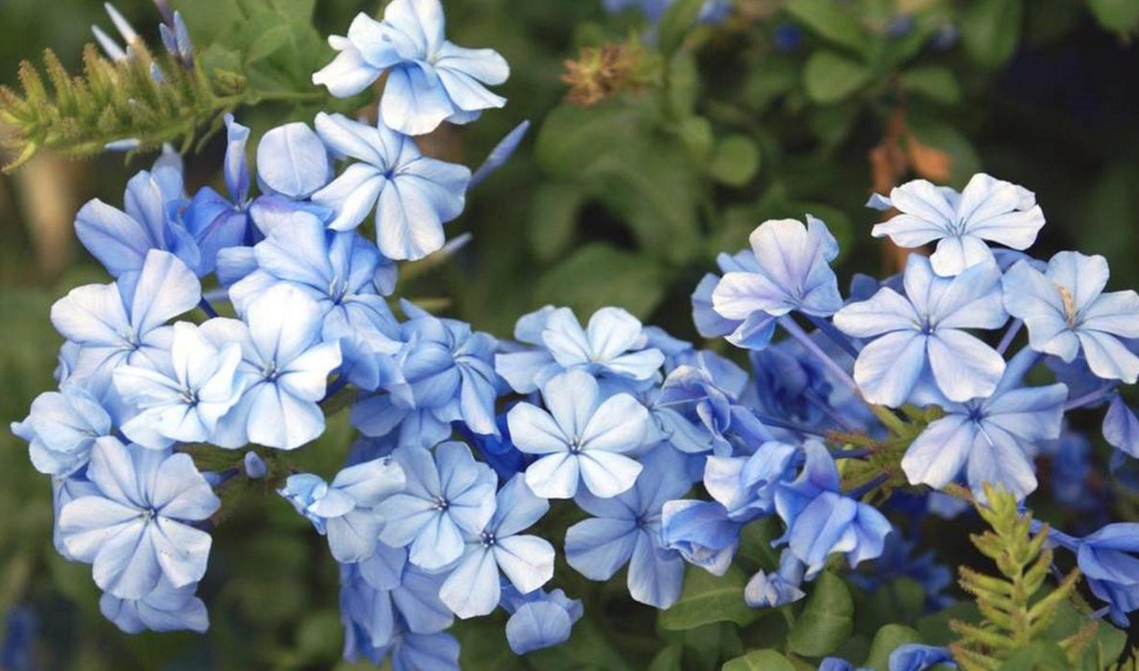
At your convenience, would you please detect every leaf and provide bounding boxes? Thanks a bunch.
[535,101,653,179]
[787,572,854,657]
[863,625,921,671]
[648,644,684,671]
[708,135,761,187]
[784,0,870,54]
[803,51,873,104]
[667,52,702,119]
[535,243,669,319]
[658,0,707,55]
[722,650,796,671]
[680,116,715,163]
[264,0,317,21]
[960,0,1024,69]
[529,182,585,262]
[659,565,760,631]
[899,67,962,105]
[1088,0,1139,31]
[996,641,1070,671]
[245,22,294,64]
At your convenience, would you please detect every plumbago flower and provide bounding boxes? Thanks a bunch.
[11,383,113,477]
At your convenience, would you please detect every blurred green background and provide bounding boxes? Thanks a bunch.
[1,0,1137,669]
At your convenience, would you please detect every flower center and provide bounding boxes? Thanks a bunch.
[1055,283,1079,328]
[432,497,449,511]
[480,531,497,548]
[180,387,200,406]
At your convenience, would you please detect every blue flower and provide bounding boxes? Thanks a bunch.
[507,369,650,499]
[834,254,1008,406]
[57,437,220,600]
[709,217,843,350]
[280,457,406,563]
[692,250,760,343]
[113,322,244,449]
[654,363,771,455]
[201,286,343,450]
[1050,524,1139,626]
[604,0,731,24]
[888,644,957,671]
[351,302,501,447]
[51,250,201,394]
[500,585,584,655]
[818,659,869,671]
[255,121,332,200]
[869,173,1045,277]
[99,578,209,634]
[12,382,113,477]
[379,442,498,570]
[312,0,510,136]
[744,549,806,608]
[496,306,665,394]
[565,447,692,608]
[1104,395,1139,459]
[184,115,255,275]
[75,165,199,278]
[438,474,554,618]
[1003,251,1139,383]
[310,113,471,261]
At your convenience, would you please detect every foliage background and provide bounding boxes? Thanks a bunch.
[0,0,1137,669]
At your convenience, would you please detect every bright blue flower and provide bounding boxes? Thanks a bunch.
[351,302,500,446]
[834,254,1008,406]
[565,447,691,608]
[1104,395,1139,459]
[1003,251,1139,383]
[888,644,957,671]
[75,165,198,278]
[710,217,843,350]
[184,115,255,275]
[818,659,869,671]
[379,442,497,570]
[310,113,471,261]
[496,306,665,394]
[470,120,531,188]
[500,585,584,655]
[12,382,113,477]
[438,474,554,618]
[604,0,731,24]
[744,549,806,608]
[1050,524,1139,626]
[201,286,343,450]
[255,121,332,200]
[659,499,741,575]
[654,364,771,456]
[57,437,220,600]
[869,173,1045,277]
[343,612,461,671]
[775,441,892,578]
[312,0,510,136]
[243,451,267,479]
[901,349,1066,501]
[99,578,209,634]
[113,322,244,449]
[507,369,650,499]
[51,250,201,394]
[280,457,405,563]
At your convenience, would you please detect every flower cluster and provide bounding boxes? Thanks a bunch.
[12,1,1139,669]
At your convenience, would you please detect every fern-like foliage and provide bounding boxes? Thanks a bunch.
[949,484,1089,671]
[0,41,248,172]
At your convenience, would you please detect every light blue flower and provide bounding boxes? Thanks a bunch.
[438,475,554,618]
[99,578,208,634]
[310,113,471,261]
[496,306,665,394]
[887,645,957,671]
[1104,395,1139,459]
[312,0,510,136]
[869,173,1045,277]
[1003,251,1139,383]
[12,382,113,477]
[692,249,760,343]
[379,442,498,570]
[1049,524,1139,626]
[744,549,806,609]
[75,165,198,278]
[51,250,201,394]
[710,217,844,350]
[184,115,255,275]
[256,122,332,200]
[507,369,649,499]
[202,286,343,450]
[834,254,1008,406]
[654,363,771,455]
[565,447,691,608]
[113,321,244,449]
[500,586,584,655]
[901,349,1067,501]
[57,437,220,600]
[280,457,406,563]
[351,302,501,447]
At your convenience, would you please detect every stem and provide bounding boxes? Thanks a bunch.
[803,388,857,431]
[1063,384,1116,412]
[806,314,860,358]
[322,375,350,402]
[198,297,219,319]
[752,413,832,438]
[996,318,1023,355]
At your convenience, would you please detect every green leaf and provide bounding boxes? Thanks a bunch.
[680,116,715,163]
[961,0,1024,69]
[658,0,706,54]
[863,625,921,671]
[264,0,317,21]
[659,565,760,631]
[787,572,854,657]
[245,21,294,64]
[534,243,669,319]
[535,102,652,179]
[996,641,1070,671]
[528,182,584,262]
[722,650,796,671]
[899,67,962,105]
[667,52,702,119]
[784,0,870,54]
[803,51,873,104]
[708,135,761,187]
[1088,0,1139,31]
[648,644,684,671]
